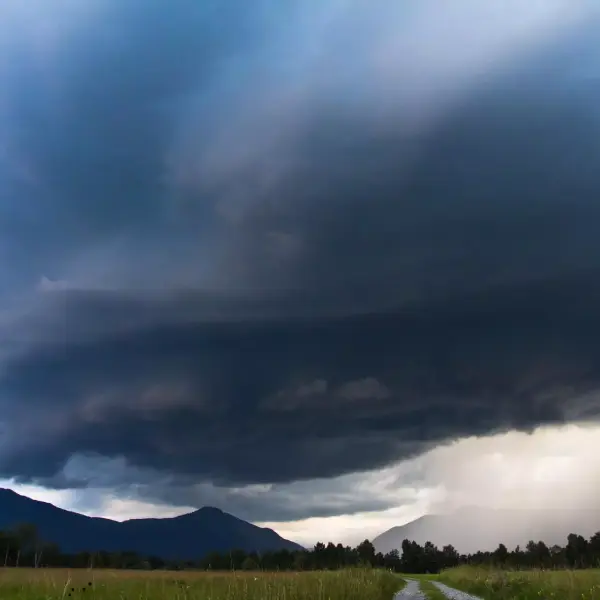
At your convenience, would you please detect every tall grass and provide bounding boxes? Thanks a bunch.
[438,565,600,600]
[0,567,402,600]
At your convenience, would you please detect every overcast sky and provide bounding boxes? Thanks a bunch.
[1,0,600,547]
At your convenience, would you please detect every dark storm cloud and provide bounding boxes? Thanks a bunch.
[1,1,600,520]
[4,274,600,486]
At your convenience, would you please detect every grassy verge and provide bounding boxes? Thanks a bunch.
[418,578,447,600]
[395,576,407,594]
[437,565,600,600]
[0,567,401,600]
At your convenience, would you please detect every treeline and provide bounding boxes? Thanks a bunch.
[2,523,600,572]
[462,532,600,571]
[384,532,600,573]
[0,524,388,571]
[203,531,600,573]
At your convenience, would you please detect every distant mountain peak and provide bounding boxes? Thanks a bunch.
[373,507,600,555]
[195,506,224,514]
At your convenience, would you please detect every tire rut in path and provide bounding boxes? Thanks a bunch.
[394,579,426,599]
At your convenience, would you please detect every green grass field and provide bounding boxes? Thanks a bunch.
[0,567,403,600]
[6,565,600,599]
[427,565,600,599]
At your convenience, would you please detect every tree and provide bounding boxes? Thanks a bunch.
[13,523,40,567]
[241,556,259,571]
[383,549,401,571]
[566,533,588,568]
[441,544,460,569]
[493,543,508,565]
[293,551,307,571]
[588,532,600,567]
[356,539,376,566]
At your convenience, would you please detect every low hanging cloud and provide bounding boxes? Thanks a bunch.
[0,0,600,525]
[7,422,599,548]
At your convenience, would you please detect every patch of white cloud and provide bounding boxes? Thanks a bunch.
[0,480,196,522]
[89,497,196,522]
[37,276,72,292]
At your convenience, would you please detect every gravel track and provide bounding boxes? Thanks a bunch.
[394,579,426,599]
[394,578,483,600]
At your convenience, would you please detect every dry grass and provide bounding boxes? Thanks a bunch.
[0,567,402,600]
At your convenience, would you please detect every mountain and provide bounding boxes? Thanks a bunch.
[373,507,600,555]
[0,488,302,559]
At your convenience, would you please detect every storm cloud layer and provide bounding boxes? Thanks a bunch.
[2,1,600,521]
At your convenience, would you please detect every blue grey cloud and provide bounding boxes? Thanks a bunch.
[1,1,600,521]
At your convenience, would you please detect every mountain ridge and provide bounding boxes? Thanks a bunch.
[0,488,302,559]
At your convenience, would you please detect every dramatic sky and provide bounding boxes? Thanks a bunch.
[2,0,600,546]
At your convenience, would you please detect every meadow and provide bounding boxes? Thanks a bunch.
[0,567,403,600]
[430,565,600,600]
